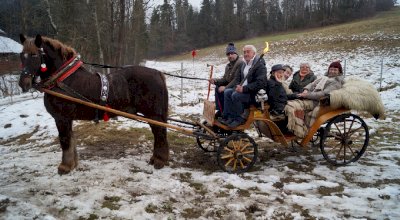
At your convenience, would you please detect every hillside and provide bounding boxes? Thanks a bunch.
[166,7,400,61]
[0,7,399,220]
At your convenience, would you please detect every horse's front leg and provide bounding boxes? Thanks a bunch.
[149,124,169,169]
[55,118,78,174]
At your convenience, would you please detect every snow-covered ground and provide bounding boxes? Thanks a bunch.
[0,43,400,219]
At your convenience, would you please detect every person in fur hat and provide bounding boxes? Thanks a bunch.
[209,42,244,116]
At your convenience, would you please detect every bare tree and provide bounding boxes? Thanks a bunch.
[43,0,58,35]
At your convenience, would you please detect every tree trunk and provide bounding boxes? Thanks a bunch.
[116,0,125,66]
[43,0,58,35]
[92,1,105,72]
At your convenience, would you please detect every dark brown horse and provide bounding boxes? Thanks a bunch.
[19,34,169,174]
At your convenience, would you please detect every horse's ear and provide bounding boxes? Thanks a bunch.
[19,34,26,44]
[34,34,43,48]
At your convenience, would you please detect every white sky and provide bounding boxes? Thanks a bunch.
[150,0,202,10]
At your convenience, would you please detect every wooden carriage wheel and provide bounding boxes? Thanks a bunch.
[217,133,258,173]
[320,113,369,165]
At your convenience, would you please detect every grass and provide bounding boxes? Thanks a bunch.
[101,196,121,210]
[163,7,400,61]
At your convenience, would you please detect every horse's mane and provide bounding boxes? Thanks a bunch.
[23,36,77,61]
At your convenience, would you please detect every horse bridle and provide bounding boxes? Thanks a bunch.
[20,47,48,86]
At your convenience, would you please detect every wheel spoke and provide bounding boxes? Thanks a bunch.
[225,158,234,167]
[346,144,358,158]
[335,144,344,161]
[333,122,343,136]
[326,142,342,155]
[221,153,233,159]
[347,117,356,133]
[241,150,255,155]
[224,147,234,153]
[233,159,238,170]
[240,160,245,169]
[232,140,240,151]
[242,156,252,163]
[329,132,341,139]
[240,142,252,151]
[347,126,364,137]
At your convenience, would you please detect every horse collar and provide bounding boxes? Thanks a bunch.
[43,55,83,89]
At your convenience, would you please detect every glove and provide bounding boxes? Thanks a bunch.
[320,95,330,106]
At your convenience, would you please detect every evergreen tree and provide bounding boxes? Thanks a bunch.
[174,0,191,52]
[160,0,175,55]
[148,7,163,57]
[198,0,216,47]
[132,0,148,64]
[234,0,247,39]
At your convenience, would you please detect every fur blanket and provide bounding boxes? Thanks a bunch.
[330,77,385,119]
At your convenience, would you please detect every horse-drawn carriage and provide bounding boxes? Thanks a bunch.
[194,98,369,173]
[18,34,379,175]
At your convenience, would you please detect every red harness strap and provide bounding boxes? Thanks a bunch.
[56,60,83,83]
[43,55,82,89]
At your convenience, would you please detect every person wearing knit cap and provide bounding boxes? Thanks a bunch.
[285,61,345,137]
[225,42,237,55]
[326,61,343,76]
[209,43,244,116]
[219,44,266,128]
[298,60,344,105]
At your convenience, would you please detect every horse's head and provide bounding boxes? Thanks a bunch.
[19,34,76,92]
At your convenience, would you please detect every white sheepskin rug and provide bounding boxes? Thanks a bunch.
[330,77,385,119]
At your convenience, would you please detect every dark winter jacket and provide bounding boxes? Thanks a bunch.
[289,70,317,93]
[214,57,244,88]
[227,55,266,96]
[263,77,288,112]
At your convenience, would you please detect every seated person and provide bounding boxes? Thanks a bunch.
[282,65,293,80]
[288,62,317,99]
[209,43,244,117]
[219,45,266,128]
[262,64,288,120]
[298,61,344,106]
[285,61,345,138]
[280,65,294,95]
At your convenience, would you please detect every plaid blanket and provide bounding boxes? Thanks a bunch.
[284,99,317,138]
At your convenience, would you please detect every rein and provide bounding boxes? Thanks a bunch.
[83,61,208,81]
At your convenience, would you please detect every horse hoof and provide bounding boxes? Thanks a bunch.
[153,162,165,169]
[58,163,76,175]
[149,156,167,169]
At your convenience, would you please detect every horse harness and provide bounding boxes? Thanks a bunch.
[35,52,111,122]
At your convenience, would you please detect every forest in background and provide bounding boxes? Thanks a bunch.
[0,0,396,66]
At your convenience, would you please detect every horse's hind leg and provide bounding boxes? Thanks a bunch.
[149,124,169,169]
[55,118,78,174]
